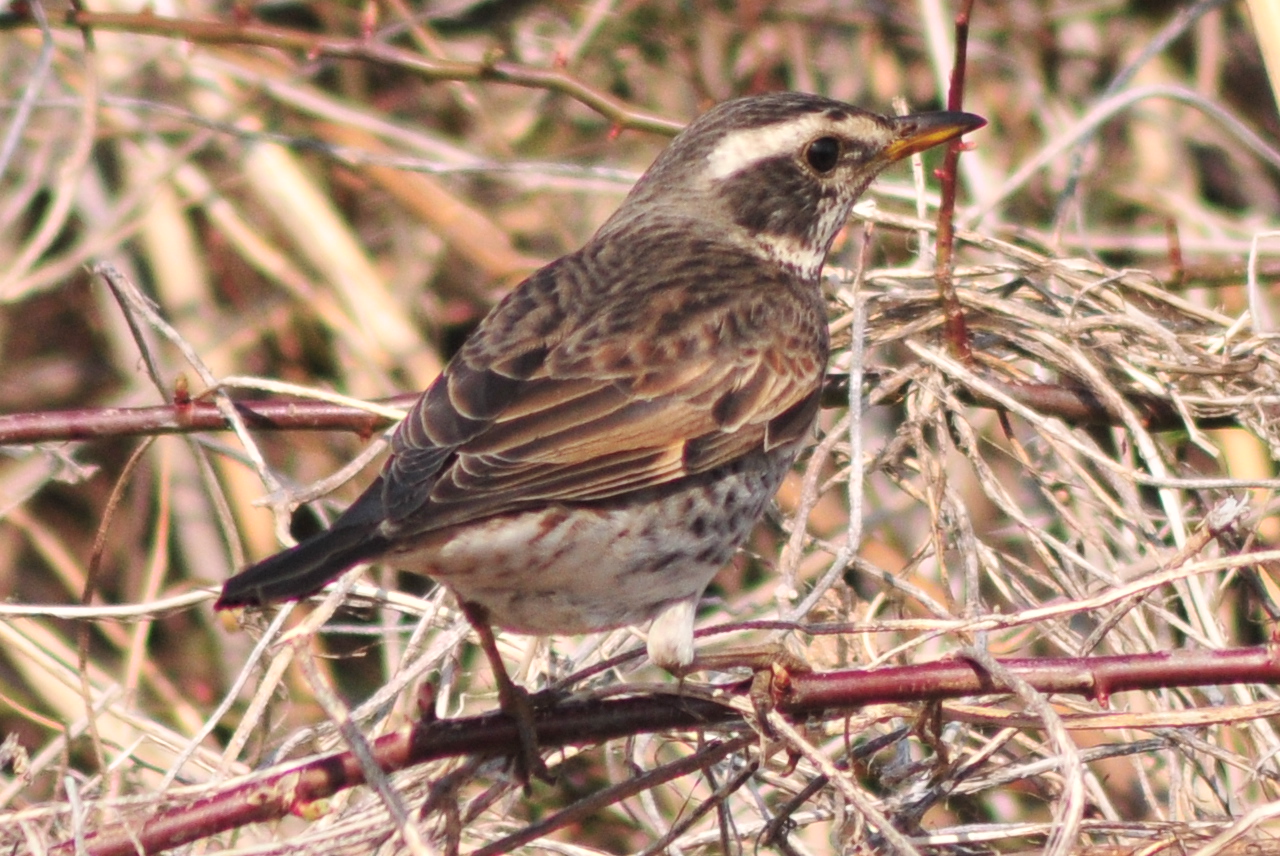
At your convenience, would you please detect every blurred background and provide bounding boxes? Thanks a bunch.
[4,1,1280,853]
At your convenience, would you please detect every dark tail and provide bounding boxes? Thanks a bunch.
[214,521,390,610]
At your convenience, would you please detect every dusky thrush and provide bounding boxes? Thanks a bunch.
[217,92,982,684]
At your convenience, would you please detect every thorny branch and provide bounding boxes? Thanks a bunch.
[54,645,1280,856]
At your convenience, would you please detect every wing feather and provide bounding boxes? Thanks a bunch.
[378,227,828,537]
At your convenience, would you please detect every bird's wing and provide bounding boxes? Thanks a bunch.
[378,238,827,534]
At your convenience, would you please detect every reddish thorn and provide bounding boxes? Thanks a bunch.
[607,124,623,141]
[173,374,191,407]
[290,798,328,820]
[769,662,797,706]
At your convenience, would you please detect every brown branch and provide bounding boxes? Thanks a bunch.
[36,10,684,136]
[0,394,418,443]
[61,645,1280,856]
[2,367,1240,448]
[831,370,1230,432]
[952,378,1227,431]
[781,644,1280,712]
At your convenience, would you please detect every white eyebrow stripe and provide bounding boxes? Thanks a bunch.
[704,113,888,181]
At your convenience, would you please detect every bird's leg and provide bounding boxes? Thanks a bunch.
[459,601,550,786]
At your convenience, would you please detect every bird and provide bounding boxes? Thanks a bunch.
[217,93,983,761]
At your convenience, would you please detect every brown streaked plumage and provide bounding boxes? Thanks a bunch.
[216,93,984,675]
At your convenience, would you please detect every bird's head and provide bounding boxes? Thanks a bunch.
[598,92,985,279]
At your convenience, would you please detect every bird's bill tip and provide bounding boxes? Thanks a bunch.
[883,111,986,162]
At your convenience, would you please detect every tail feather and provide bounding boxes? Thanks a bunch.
[215,523,389,610]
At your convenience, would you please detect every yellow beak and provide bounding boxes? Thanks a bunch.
[882,111,986,162]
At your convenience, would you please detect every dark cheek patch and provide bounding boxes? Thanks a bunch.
[720,155,834,240]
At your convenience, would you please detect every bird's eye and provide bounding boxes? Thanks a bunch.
[805,136,840,173]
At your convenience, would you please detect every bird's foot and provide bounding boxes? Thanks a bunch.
[460,601,556,789]
[495,680,552,788]
[668,642,810,738]
[675,642,811,678]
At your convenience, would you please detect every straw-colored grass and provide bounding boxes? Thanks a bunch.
[4,2,1280,854]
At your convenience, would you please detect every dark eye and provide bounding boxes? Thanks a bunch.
[805,136,840,173]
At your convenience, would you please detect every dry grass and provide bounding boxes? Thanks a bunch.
[4,1,1280,854]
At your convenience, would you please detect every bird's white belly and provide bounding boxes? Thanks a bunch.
[392,504,722,636]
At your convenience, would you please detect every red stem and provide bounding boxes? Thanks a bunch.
[935,0,976,361]
[61,645,1280,856]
